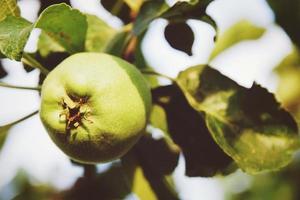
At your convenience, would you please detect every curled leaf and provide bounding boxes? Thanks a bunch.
[176,65,300,174]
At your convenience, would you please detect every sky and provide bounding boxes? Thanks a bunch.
[0,0,294,199]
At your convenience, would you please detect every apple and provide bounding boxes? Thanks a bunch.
[40,53,152,164]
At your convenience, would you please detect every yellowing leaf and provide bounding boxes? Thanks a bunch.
[209,20,265,61]
[38,31,65,57]
[0,16,33,60]
[275,47,300,120]
[0,0,20,21]
[122,153,157,200]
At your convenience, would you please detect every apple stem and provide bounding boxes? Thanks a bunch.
[22,53,50,76]
[140,70,175,82]
[0,82,41,91]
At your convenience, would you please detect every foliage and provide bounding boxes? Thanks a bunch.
[0,0,300,199]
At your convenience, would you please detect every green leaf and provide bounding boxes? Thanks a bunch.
[266,0,300,48]
[0,16,33,60]
[0,0,20,21]
[176,66,300,174]
[164,21,195,55]
[209,20,266,61]
[133,0,216,36]
[38,13,116,57]
[35,3,87,54]
[161,0,212,20]
[133,1,169,36]
[152,85,233,177]
[136,134,180,175]
[37,31,65,57]
[85,14,117,52]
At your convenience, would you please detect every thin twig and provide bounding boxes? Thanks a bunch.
[0,82,41,91]
[22,53,49,75]
[1,110,39,129]
[140,70,175,82]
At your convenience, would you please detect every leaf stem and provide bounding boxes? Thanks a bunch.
[1,110,39,128]
[0,82,41,91]
[140,70,175,82]
[22,53,49,75]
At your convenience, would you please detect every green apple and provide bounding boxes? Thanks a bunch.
[40,53,152,164]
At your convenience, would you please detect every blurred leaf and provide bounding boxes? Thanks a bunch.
[209,20,266,61]
[0,16,33,60]
[177,66,300,174]
[227,158,300,200]
[37,31,66,57]
[150,104,169,134]
[64,164,130,200]
[275,47,300,120]
[0,60,8,78]
[266,0,300,48]
[152,85,233,177]
[104,29,132,57]
[135,134,180,175]
[35,3,87,54]
[123,151,179,200]
[164,21,194,55]
[101,0,132,24]
[1,170,58,200]
[85,14,117,52]
[0,0,20,21]
[228,173,295,200]
[124,0,144,13]
[122,153,158,200]
[134,33,147,68]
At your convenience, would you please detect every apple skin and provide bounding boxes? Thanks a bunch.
[40,53,152,164]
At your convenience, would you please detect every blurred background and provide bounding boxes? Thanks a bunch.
[0,0,298,199]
